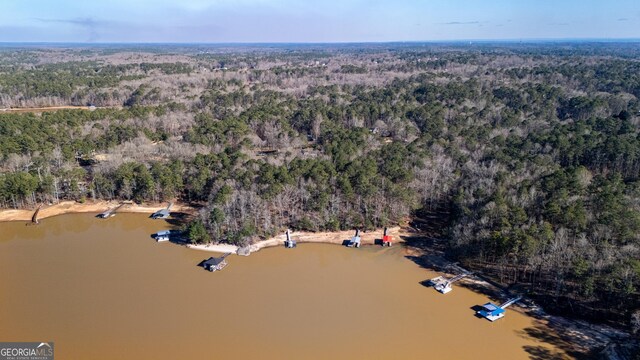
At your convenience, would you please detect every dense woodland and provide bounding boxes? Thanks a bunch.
[1,43,639,332]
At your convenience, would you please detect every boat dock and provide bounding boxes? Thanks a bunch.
[154,230,171,242]
[31,205,42,224]
[97,203,126,219]
[150,202,172,219]
[284,229,297,248]
[427,276,447,288]
[477,296,522,321]
[435,273,470,294]
[347,229,361,248]
[200,253,231,272]
[152,230,183,242]
[426,272,470,294]
[381,227,392,246]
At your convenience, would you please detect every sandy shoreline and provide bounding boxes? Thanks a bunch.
[187,226,407,255]
[0,200,195,222]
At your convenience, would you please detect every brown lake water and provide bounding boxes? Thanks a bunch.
[0,213,570,359]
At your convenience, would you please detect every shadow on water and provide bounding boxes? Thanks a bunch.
[400,233,451,269]
[163,218,186,227]
[523,345,573,360]
[400,233,440,251]
[458,280,505,302]
[401,231,597,358]
[470,305,486,319]
[396,227,628,360]
[406,252,451,273]
[518,323,594,359]
[402,233,513,302]
[156,211,191,227]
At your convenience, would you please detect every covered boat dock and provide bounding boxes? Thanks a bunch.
[199,253,231,272]
[477,296,521,321]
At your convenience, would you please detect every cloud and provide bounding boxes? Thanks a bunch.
[441,21,480,25]
[617,18,628,21]
[34,17,112,42]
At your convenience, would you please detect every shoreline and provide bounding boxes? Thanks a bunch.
[190,226,631,355]
[0,200,195,222]
[186,226,407,255]
[404,246,630,356]
[0,208,630,355]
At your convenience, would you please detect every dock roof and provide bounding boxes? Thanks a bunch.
[203,257,226,266]
[481,302,505,315]
[153,209,170,216]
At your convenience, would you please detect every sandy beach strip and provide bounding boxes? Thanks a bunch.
[0,200,195,222]
[187,226,407,254]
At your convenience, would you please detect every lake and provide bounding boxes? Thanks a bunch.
[0,213,569,359]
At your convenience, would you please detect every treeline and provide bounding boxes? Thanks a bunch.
[0,106,171,158]
[0,59,193,107]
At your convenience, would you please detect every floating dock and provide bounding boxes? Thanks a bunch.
[427,276,446,287]
[433,273,470,294]
[200,253,231,272]
[155,230,171,242]
[153,230,174,242]
[477,296,522,321]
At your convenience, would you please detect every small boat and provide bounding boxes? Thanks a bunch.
[156,235,170,242]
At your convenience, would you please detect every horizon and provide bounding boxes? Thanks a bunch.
[1,37,640,46]
[1,0,639,43]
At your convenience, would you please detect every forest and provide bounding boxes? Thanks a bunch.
[0,42,639,332]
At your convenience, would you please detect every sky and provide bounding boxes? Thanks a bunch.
[0,0,639,43]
